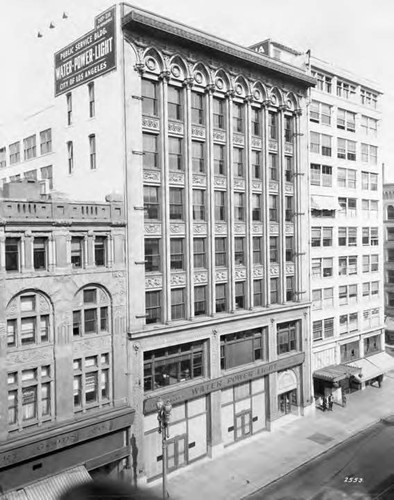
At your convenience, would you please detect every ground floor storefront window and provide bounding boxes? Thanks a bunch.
[144,396,207,480]
[221,377,267,446]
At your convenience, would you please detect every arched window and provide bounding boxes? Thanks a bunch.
[72,286,111,337]
[7,291,52,348]
[387,205,394,219]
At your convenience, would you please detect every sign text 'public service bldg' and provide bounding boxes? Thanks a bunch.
[54,6,117,97]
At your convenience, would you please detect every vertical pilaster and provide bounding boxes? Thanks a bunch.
[206,85,215,316]
[24,232,33,271]
[245,95,252,310]
[184,78,193,320]
[278,105,286,304]
[293,108,303,302]
[262,102,270,306]
[226,90,235,312]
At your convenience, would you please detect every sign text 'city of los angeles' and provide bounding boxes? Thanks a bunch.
[54,6,117,97]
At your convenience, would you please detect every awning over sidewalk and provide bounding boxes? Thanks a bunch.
[0,466,91,500]
[311,195,342,211]
[385,317,394,332]
[313,364,361,383]
[347,358,382,382]
[347,352,394,382]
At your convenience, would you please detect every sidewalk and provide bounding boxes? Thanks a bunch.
[147,372,394,500]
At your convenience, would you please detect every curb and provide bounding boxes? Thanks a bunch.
[240,413,394,500]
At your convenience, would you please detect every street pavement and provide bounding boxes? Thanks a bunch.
[147,370,394,500]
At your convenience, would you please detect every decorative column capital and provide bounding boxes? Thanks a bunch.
[204,84,215,95]
[134,63,145,76]
[159,70,171,81]
[244,94,253,104]
[183,77,194,89]
[226,89,235,100]
[279,104,288,112]
[262,99,273,108]
[294,108,303,116]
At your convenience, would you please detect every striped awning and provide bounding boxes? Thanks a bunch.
[311,196,342,211]
[313,364,361,383]
[348,352,394,382]
[0,466,91,500]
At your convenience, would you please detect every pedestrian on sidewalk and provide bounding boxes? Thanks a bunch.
[328,394,334,411]
[317,395,323,410]
[342,394,347,407]
[322,396,327,412]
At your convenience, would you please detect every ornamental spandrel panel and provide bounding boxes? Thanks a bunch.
[269,223,279,234]
[285,223,294,235]
[145,224,162,236]
[170,223,186,235]
[7,346,53,366]
[193,223,207,235]
[191,126,206,139]
[142,117,160,131]
[215,223,227,234]
[269,140,278,152]
[143,169,161,183]
[233,134,245,146]
[168,121,184,135]
[284,183,294,194]
[234,267,247,280]
[215,270,228,282]
[213,129,226,143]
[214,176,227,189]
[194,271,208,284]
[252,181,263,192]
[192,174,207,187]
[270,264,280,276]
[285,264,295,275]
[145,275,163,289]
[253,266,264,278]
[251,137,262,149]
[170,272,186,286]
[234,224,246,235]
[252,224,263,234]
[168,172,185,185]
[285,143,294,155]
[234,179,245,190]
[72,335,112,355]
[269,182,279,193]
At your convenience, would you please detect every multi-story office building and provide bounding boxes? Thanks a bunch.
[306,56,394,396]
[0,181,131,495]
[0,5,316,487]
[383,183,394,344]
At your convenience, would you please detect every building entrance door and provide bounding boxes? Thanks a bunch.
[235,409,252,441]
[166,434,187,473]
[278,390,297,416]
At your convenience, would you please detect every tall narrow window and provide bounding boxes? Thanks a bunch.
[66,93,72,125]
[5,237,20,272]
[71,236,84,268]
[192,141,205,173]
[233,102,244,133]
[171,288,185,320]
[215,191,226,221]
[253,280,263,307]
[193,190,206,221]
[269,112,278,140]
[191,92,204,125]
[33,237,47,270]
[269,154,278,181]
[234,237,245,265]
[94,236,106,266]
[214,144,225,175]
[253,237,262,265]
[270,236,279,263]
[286,236,294,262]
[216,284,227,312]
[169,137,183,171]
[234,192,245,221]
[168,86,183,121]
[284,116,293,143]
[89,135,96,170]
[146,291,161,324]
[252,150,261,179]
[194,286,207,316]
[215,238,226,267]
[145,239,160,272]
[40,129,52,155]
[23,135,37,160]
[270,278,279,304]
[9,142,20,165]
[169,188,184,220]
[193,238,206,268]
[67,141,74,174]
[213,98,225,129]
[143,134,159,169]
[235,282,245,309]
[142,79,158,116]
[251,107,261,136]
[233,148,244,177]
[252,194,262,221]
[170,239,184,270]
[269,195,278,222]
[144,186,160,220]
[88,82,95,118]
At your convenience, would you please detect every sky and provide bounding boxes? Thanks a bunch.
[1,0,394,179]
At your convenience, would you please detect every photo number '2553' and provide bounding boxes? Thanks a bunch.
[344,477,363,483]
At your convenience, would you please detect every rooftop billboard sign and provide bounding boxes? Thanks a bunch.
[54,6,117,97]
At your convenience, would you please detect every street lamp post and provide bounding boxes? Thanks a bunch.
[156,399,172,500]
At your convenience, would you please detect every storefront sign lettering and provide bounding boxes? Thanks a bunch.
[54,5,117,96]
[144,352,305,413]
[0,409,133,469]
